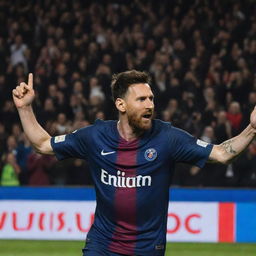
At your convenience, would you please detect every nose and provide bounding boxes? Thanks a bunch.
[146,98,154,109]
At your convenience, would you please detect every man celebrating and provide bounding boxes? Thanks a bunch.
[13,70,256,255]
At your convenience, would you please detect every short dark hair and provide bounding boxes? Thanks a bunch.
[111,70,151,101]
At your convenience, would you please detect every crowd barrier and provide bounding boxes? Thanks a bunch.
[0,187,256,242]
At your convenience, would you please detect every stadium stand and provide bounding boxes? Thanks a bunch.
[0,0,256,187]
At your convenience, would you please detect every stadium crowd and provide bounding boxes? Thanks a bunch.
[0,0,256,187]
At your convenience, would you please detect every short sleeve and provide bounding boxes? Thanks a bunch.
[51,128,89,160]
[169,126,213,168]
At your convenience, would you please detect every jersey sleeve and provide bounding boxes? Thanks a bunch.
[50,127,90,160]
[168,126,213,168]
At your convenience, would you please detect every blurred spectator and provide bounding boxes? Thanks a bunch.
[201,87,217,126]
[54,113,72,135]
[39,98,57,127]
[16,134,32,185]
[200,126,215,144]
[165,77,182,103]
[242,91,256,129]
[1,101,18,132]
[95,110,106,120]
[0,123,7,154]
[164,99,182,127]
[10,34,28,71]
[27,152,56,186]
[11,123,22,142]
[67,159,92,186]
[172,163,204,187]
[6,135,18,155]
[72,110,90,130]
[233,142,256,187]
[0,152,20,186]
[214,110,232,144]
[226,101,243,136]
[183,111,202,137]
[48,159,72,186]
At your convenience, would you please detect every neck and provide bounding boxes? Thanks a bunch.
[117,119,143,141]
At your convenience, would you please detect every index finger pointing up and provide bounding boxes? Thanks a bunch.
[28,73,33,88]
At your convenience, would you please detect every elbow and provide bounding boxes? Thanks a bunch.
[32,144,45,154]
[32,138,53,155]
[213,145,231,165]
[217,153,232,165]
[34,146,44,154]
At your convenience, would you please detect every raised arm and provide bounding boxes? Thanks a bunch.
[209,107,256,164]
[12,73,54,155]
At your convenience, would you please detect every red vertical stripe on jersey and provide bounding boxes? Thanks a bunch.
[108,140,138,255]
[218,203,235,242]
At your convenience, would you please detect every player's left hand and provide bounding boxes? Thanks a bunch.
[250,106,256,129]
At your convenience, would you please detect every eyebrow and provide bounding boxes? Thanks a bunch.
[136,94,154,100]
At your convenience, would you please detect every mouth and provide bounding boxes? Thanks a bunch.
[142,113,153,120]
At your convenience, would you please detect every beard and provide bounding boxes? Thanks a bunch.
[127,110,153,135]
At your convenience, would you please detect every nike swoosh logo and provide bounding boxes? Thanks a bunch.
[101,150,116,156]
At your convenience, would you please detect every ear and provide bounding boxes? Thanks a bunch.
[115,98,126,113]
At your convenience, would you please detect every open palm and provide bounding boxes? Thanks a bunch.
[12,73,35,108]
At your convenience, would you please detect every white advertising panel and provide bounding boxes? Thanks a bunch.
[166,202,218,242]
[0,200,96,240]
[0,201,218,241]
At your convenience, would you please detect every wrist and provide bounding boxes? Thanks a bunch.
[17,105,33,111]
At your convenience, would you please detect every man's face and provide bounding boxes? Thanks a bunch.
[123,83,154,131]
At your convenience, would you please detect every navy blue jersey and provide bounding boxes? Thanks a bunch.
[51,119,213,255]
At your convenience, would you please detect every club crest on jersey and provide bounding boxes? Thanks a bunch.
[144,148,157,161]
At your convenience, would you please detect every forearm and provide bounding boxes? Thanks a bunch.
[18,106,53,154]
[212,124,256,164]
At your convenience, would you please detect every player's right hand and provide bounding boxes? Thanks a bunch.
[12,73,35,108]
